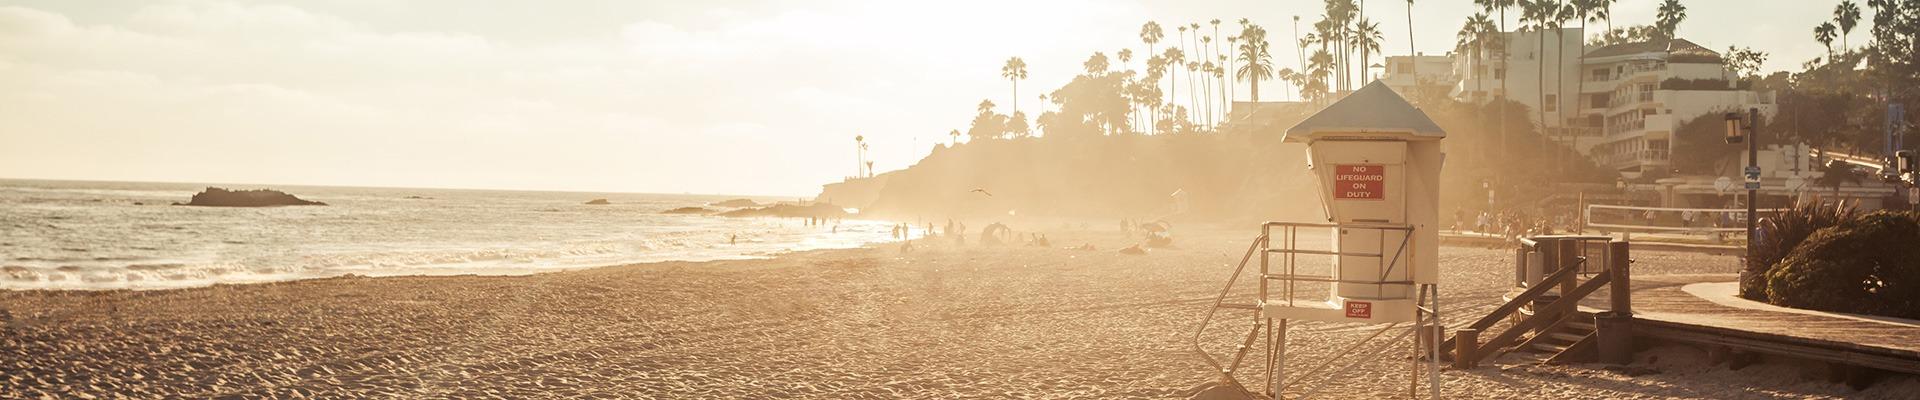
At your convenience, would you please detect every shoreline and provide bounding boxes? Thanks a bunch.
[3,228,1913,398]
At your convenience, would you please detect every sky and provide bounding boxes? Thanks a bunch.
[0,0,1860,196]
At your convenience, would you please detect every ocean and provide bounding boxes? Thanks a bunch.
[0,179,898,290]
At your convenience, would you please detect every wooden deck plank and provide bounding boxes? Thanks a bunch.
[1579,273,1920,373]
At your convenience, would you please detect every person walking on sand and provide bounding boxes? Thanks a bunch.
[729,234,737,245]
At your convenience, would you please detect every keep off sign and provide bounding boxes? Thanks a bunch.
[1334,164,1385,200]
[1345,300,1372,319]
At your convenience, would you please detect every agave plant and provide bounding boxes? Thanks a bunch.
[1743,198,1858,300]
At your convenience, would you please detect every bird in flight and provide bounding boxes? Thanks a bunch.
[969,188,994,197]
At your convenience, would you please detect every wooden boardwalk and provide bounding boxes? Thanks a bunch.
[1587,273,1920,374]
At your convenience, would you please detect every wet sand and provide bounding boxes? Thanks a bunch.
[3,229,1915,399]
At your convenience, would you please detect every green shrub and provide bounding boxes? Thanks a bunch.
[1744,200,1857,300]
[1765,211,1920,319]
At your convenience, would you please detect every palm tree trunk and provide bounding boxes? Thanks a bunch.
[1407,1,1416,98]
[1251,74,1262,102]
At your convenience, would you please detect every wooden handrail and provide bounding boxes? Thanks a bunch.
[1473,272,1614,363]
[1439,258,1584,354]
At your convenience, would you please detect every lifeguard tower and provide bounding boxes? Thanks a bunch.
[1193,81,1445,399]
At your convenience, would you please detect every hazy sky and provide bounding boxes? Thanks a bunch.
[0,0,1852,196]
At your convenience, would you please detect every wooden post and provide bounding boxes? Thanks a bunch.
[1532,239,1562,336]
[1596,241,1635,365]
[1608,241,1632,315]
[1454,329,1479,369]
[1556,239,1579,296]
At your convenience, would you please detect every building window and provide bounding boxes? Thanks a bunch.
[1397,63,1414,73]
[1494,68,1505,79]
[1545,94,1558,112]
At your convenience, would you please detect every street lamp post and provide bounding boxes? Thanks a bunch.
[1726,108,1761,266]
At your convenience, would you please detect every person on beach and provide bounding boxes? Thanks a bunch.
[729,234,737,245]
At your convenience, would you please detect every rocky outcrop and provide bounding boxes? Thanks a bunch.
[175,187,326,207]
[584,199,611,205]
[716,203,849,219]
[709,199,763,208]
[662,207,716,215]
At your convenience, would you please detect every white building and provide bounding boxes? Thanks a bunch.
[1450,27,1585,128]
[1379,54,1455,97]
[1451,31,1776,178]
[1576,39,1775,177]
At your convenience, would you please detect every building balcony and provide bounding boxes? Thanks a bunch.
[1596,148,1671,170]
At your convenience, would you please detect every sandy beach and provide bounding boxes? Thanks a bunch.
[3,228,1916,399]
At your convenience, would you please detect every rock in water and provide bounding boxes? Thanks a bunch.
[175,187,326,207]
[584,199,611,205]
[709,198,763,208]
[715,203,849,219]
[662,207,715,215]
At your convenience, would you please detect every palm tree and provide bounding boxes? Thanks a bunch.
[1237,24,1276,102]
[1522,0,1549,140]
[1305,49,1336,103]
[1406,0,1418,93]
[1001,57,1028,116]
[1142,22,1165,133]
[1201,35,1215,126]
[1164,47,1185,126]
[1457,13,1495,101]
[1085,52,1110,75]
[1552,1,1574,143]
[854,135,866,177]
[1211,19,1223,73]
[1814,22,1838,57]
[1351,17,1382,82]
[1834,0,1860,51]
[1574,0,1603,136]
[1593,0,1615,33]
[1118,48,1137,129]
[949,129,960,145]
[1177,25,1191,119]
[1655,0,1686,42]
[1476,0,1517,160]
[1225,35,1238,107]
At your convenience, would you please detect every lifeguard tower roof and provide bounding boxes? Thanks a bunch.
[1283,80,1445,142]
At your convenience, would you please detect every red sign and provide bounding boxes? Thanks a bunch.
[1345,300,1373,319]
[1333,164,1385,200]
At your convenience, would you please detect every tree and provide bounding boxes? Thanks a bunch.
[1236,24,1276,102]
[1655,0,1686,42]
[1815,22,1838,57]
[1085,52,1110,75]
[1477,0,1519,162]
[1141,21,1165,133]
[1456,14,1491,100]
[1201,35,1216,127]
[1163,47,1185,127]
[1351,17,1383,82]
[967,99,1008,141]
[949,129,960,145]
[1724,46,1769,83]
[1522,0,1549,138]
[1001,57,1028,116]
[1816,159,1866,199]
[1835,0,1861,51]
[1304,49,1335,103]
[1406,0,1418,86]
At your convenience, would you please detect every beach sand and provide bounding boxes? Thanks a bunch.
[3,228,1915,399]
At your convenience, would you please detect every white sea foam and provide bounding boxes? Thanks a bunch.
[1,180,900,290]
